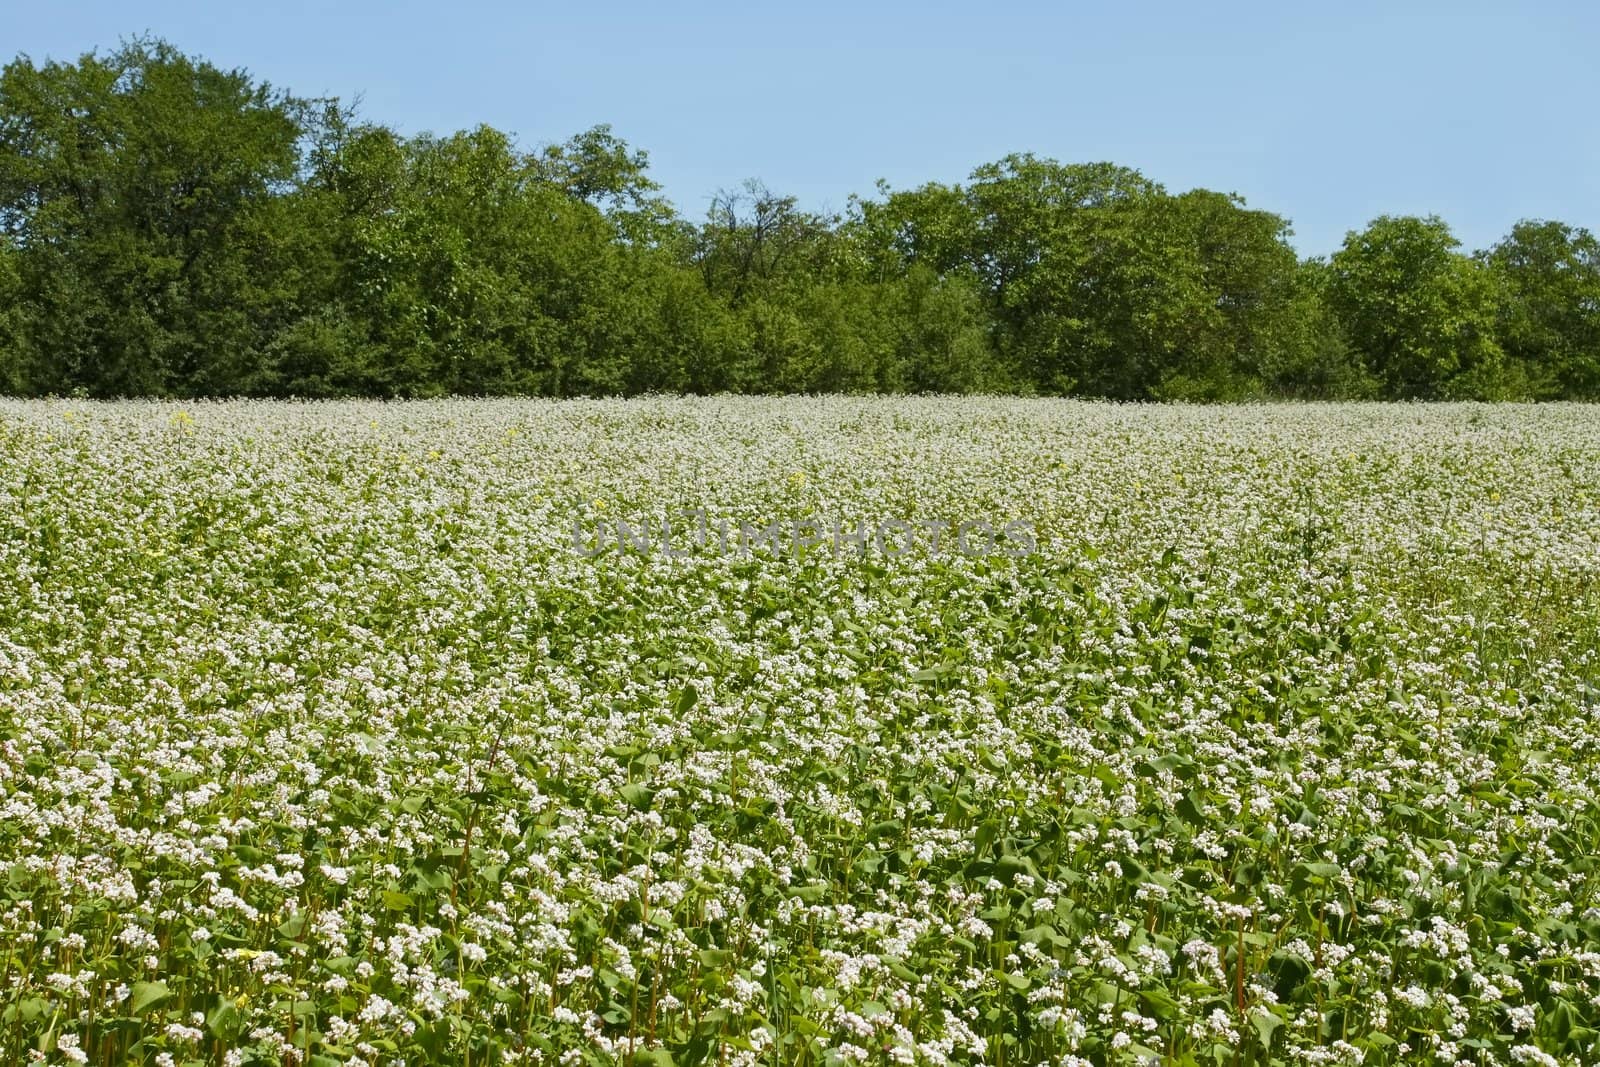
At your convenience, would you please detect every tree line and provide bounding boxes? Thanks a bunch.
[2,39,1598,401]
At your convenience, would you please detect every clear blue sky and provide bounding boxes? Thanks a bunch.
[7,1,1597,257]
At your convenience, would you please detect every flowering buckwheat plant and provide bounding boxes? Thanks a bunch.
[0,397,1598,1066]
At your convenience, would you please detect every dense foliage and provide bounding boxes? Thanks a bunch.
[2,40,1599,400]
[2,397,1599,1066]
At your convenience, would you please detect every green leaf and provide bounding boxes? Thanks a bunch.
[866,819,901,841]
[619,783,653,809]
[130,980,172,1014]
[1019,924,1064,948]
[207,1001,242,1041]
[698,948,735,969]
[1251,1009,1283,1048]
[1,998,48,1025]
[974,818,1000,857]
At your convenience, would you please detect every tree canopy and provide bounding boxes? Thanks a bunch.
[1,38,1595,400]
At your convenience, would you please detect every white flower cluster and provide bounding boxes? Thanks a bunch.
[0,397,1597,1064]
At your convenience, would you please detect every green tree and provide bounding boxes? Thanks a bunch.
[530,124,677,245]
[1482,219,1600,398]
[693,180,842,308]
[0,37,314,396]
[1026,184,1200,398]
[1327,215,1510,399]
[585,253,743,394]
[880,264,1010,393]
[854,179,977,281]
[298,122,633,396]
[242,104,388,397]
[857,157,1316,399]
[0,233,19,392]
[1151,190,1307,400]
[1256,258,1379,399]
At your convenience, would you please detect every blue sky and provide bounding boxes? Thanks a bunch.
[7,1,1597,257]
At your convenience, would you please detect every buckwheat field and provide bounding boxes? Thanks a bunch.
[2,398,1599,1067]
